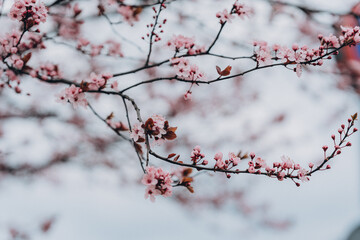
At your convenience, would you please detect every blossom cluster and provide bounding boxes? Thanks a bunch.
[130,115,177,146]
[0,69,20,86]
[271,156,309,182]
[0,29,46,93]
[167,35,205,55]
[52,3,83,39]
[338,25,360,45]
[216,2,252,24]
[253,26,360,77]
[190,145,207,165]
[83,72,113,91]
[0,31,21,60]
[141,166,173,202]
[117,6,142,26]
[186,147,312,184]
[19,32,45,51]
[130,123,144,142]
[0,30,45,70]
[57,85,87,109]
[170,57,205,81]
[216,10,234,24]
[30,63,62,80]
[9,0,47,27]
[61,4,82,38]
[233,1,253,19]
[169,57,205,100]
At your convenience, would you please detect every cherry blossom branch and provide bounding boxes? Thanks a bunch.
[309,114,358,175]
[1,0,359,204]
[117,42,349,93]
[146,114,357,184]
[112,53,253,78]
[144,0,166,66]
[207,22,227,53]
[121,97,146,172]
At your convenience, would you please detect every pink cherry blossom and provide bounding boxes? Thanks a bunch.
[170,57,205,81]
[216,9,234,24]
[214,152,225,168]
[9,0,47,26]
[233,2,253,19]
[31,63,62,80]
[150,114,167,137]
[130,123,145,142]
[297,168,309,182]
[167,35,205,55]
[117,6,140,26]
[106,40,124,57]
[280,155,294,169]
[255,157,267,168]
[142,166,173,202]
[86,72,112,90]
[254,41,272,65]
[190,145,205,164]
[141,172,157,186]
[144,186,160,202]
[228,152,240,166]
[57,85,87,109]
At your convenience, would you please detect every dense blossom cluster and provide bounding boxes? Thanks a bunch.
[0,31,20,59]
[216,9,234,24]
[19,32,45,50]
[253,26,360,77]
[83,72,113,91]
[216,2,252,24]
[233,1,253,19]
[9,0,47,27]
[0,31,44,61]
[30,63,62,80]
[170,57,205,100]
[57,85,87,109]
[55,73,113,107]
[167,35,205,55]
[338,25,360,45]
[272,156,309,182]
[190,145,207,165]
[141,166,173,202]
[214,152,241,171]
[170,58,205,81]
[184,149,312,183]
[130,115,177,146]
